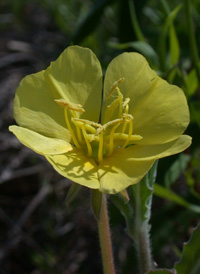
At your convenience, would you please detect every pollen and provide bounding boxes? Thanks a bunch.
[55,78,142,163]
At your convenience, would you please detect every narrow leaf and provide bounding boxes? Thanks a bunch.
[185,68,198,97]
[175,224,200,274]
[159,4,182,71]
[138,160,158,223]
[163,5,182,35]
[110,193,134,236]
[169,25,180,66]
[164,154,190,188]
[154,183,200,214]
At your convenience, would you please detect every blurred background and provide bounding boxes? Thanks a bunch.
[0,0,200,273]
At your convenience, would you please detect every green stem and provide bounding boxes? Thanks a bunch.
[134,183,153,273]
[184,0,200,84]
[98,194,116,274]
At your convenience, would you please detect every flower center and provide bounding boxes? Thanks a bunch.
[55,78,142,163]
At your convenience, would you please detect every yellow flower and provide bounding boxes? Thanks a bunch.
[9,46,191,194]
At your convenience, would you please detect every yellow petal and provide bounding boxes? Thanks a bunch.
[131,78,190,145]
[13,70,71,142]
[98,150,155,194]
[102,52,189,145]
[13,46,102,142]
[126,135,192,160]
[45,46,102,122]
[102,52,157,124]
[9,126,73,155]
[46,149,99,189]
[97,135,191,194]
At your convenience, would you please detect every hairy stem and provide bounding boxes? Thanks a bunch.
[98,194,116,274]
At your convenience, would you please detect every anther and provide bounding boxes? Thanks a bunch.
[122,113,133,121]
[123,98,130,108]
[106,77,125,99]
[72,118,100,134]
[96,118,124,134]
[55,99,85,113]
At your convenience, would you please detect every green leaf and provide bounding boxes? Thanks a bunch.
[135,160,158,223]
[164,154,190,188]
[163,5,182,35]
[91,189,102,221]
[154,183,200,214]
[169,25,180,66]
[111,161,158,238]
[65,183,82,206]
[159,4,182,71]
[185,68,199,97]
[175,224,200,274]
[146,269,175,274]
[110,192,134,236]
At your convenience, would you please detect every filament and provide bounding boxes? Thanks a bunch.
[81,124,92,157]
[121,120,133,150]
[64,109,81,148]
[122,104,129,133]
[107,123,120,156]
[72,110,83,144]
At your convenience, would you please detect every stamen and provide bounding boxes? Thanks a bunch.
[98,131,104,163]
[54,82,143,160]
[97,118,124,134]
[104,133,142,142]
[122,113,133,121]
[55,99,85,113]
[64,109,81,148]
[121,120,133,150]
[106,98,120,121]
[72,118,100,134]
[107,123,121,156]
[116,87,123,118]
[72,110,83,144]
[72,118,101,128]
[123,97,130,108]
[81,124,92,157]
[122,100,131,132]
[106,77,125,99]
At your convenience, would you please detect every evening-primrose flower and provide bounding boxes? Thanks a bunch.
[9,46,191,194]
